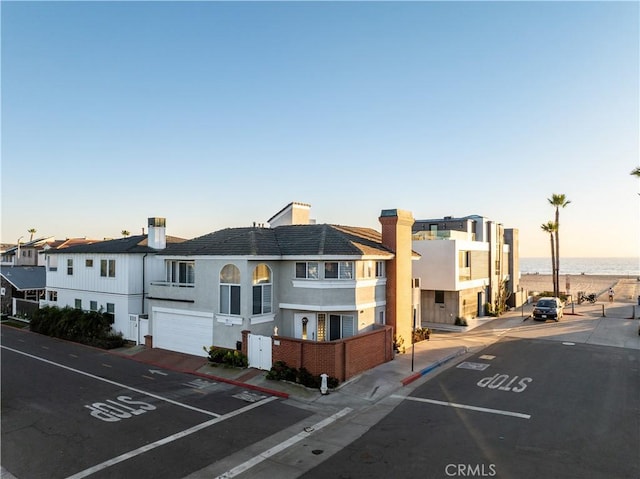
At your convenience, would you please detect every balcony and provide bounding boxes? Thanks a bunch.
[148,281,195,303]
[412,230,475,241]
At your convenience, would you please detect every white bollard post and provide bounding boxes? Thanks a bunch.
[320,373,328,395]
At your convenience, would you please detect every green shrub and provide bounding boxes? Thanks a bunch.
[204,346,248,368]
[454,317,468,327]
[412,327,431,343]
[266,361,339,389]
[29,306,123,349]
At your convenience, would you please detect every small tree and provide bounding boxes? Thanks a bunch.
[27,228,37,241]
[121,230,130,237]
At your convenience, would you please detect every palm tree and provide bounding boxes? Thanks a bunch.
[548,194,571,297]
[27,228,37,241]
[541,221,558,297]
[121,230,130,238]
[631,167,640,177]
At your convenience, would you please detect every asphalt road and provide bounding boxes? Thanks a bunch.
[301,336,640,479]
[1,327,313,479]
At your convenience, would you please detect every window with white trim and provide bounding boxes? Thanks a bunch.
[166,260,195,285]
[295,262,319,279]
[67,259,74,275]
[90,301,98,311]
[74,299,82,309]
[47,255,58,271]
[324,261,354,279]
[329,314,354,340]
[100,259,116,278]
[252,264,272,315]
[375,261,385,278]
[48,290,58,302]
[106,302,115,319]
[220,264,241,315]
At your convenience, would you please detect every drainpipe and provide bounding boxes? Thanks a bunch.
[142,253,148,314]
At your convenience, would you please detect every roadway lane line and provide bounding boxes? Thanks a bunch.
[64,397,278,479]
[215,407,353,478]
[392,395,531,419]
[1,345,221,418]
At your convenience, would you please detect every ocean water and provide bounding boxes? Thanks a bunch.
[520,257,640,276]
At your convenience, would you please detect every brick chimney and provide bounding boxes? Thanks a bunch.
[147,217,166,250]
[379,209,415,347]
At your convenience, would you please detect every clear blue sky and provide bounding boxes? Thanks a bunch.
[2,1,638,257]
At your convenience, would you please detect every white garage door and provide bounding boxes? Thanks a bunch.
[153,308,213,357]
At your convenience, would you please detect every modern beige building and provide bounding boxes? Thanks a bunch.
[412,215,522,327]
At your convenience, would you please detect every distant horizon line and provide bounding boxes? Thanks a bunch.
[521,256,639,259]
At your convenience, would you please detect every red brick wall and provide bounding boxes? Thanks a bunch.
[270,325,393,382]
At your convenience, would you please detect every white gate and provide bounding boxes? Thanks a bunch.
[248,334,272,370]
[129,314,149,345]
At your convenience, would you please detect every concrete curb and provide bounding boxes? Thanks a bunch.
[401,347,468,386]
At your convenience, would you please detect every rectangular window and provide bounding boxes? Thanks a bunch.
[90,301,98,311]
[67,259,73,275]
[220,285,241,315]
[435,290,445,304]
[376,261,385,278]
[325,261,354,279]
[86,259,93,267]
[459,251,471,281]
[329,314,355,340]
[74,299,82,309]
[252,284,272,315]
[166,261,195,285]
[295,262,319,279]
[101,259,116,278]
[47,256,58,271]
[325,262,338,279]
[106,303,115,319]
[48,290,58,302]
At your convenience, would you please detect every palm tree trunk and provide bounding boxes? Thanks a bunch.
[555,208,560,298]
[550,232,557,297]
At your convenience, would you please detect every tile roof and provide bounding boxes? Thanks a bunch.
[1,266,46,290]
[161,224,395,257]
[44,235,186,255]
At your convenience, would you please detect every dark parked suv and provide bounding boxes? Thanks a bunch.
[533,297,564,321]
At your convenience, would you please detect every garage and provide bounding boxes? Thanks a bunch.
[152,307,213,357]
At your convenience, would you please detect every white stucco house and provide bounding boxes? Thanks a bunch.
[146,203,419,363]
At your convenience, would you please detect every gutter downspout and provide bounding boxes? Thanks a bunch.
[142,253,148,314]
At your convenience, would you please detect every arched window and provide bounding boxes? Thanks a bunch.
[252,264,272,315]
[220,264,241,315]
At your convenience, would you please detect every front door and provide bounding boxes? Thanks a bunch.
[294,313,317,341]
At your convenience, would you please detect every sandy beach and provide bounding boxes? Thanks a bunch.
[520,274,640,303]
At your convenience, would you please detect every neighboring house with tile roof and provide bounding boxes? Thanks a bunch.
[1,266,46,317]
[42,218,185,343]
[147,203,420,381]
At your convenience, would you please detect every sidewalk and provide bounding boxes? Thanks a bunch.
[111,301,639,407]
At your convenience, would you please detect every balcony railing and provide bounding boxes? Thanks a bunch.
[148,281,195,302]
[412,230,475,241]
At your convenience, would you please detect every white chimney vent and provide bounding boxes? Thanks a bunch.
[148,217,166,250]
